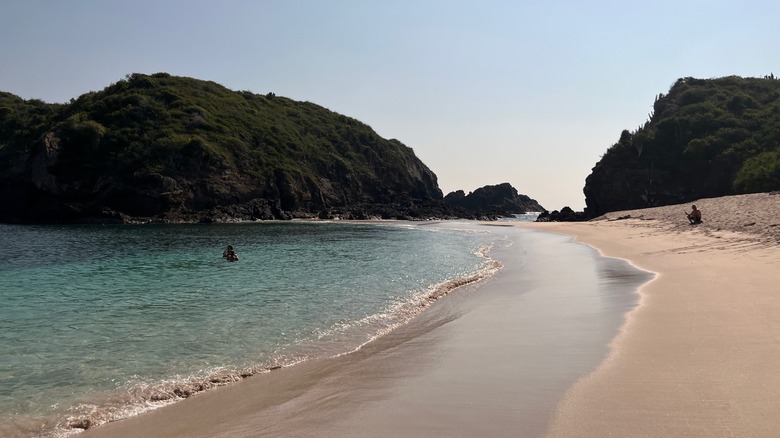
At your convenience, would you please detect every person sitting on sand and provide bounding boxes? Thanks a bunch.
[686,205,702,224]
[223,245,239,261]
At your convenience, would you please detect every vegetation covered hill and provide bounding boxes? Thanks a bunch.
[584,75,780,217]
[0,73,450,223]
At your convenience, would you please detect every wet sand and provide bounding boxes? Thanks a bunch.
[82,224,648,438]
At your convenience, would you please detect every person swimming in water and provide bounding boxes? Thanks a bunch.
[223,245,239,261]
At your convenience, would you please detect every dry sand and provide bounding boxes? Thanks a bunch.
[593,192,780,245]
[528,192,780,437]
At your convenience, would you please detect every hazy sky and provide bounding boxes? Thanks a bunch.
[1,1,777,210]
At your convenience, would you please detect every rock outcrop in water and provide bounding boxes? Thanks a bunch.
[444,183,544,216]
[535,206,587,222]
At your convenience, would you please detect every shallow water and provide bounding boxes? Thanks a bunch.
[0,221,503,437]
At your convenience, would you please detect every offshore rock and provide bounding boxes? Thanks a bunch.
[535,206,588,222]
[444,182,544,217]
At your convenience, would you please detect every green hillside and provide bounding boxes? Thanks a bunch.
[0,73,443,223]
[584,75,780,216]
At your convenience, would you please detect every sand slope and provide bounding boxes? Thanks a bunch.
[595,192,780,244]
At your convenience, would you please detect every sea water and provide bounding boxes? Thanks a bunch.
[0,220,515,437]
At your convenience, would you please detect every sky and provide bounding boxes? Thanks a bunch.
[1,1,778,210]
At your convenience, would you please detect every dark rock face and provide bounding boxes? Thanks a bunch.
[444,183,544,217]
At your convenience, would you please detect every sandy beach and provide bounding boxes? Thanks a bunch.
[535,192,780,437]
[80,192,780,437]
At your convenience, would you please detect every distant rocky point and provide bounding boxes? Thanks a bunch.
[444,183,544,216]
[535,207,587,222]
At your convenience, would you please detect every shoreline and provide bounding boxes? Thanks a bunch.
[524,213,780,436]
[79,223,645,438]
[25,190,780,437]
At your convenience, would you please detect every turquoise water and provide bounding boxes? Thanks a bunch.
[0,221,508,437]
